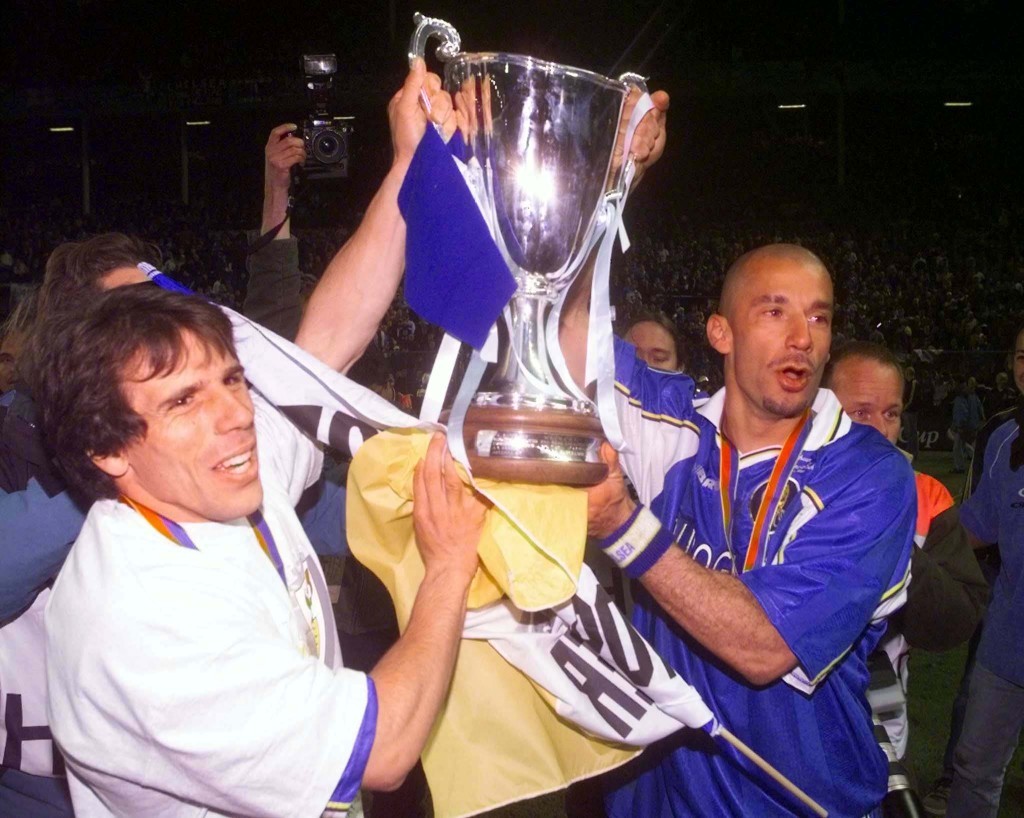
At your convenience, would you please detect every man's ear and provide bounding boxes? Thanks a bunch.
[91,451,130,481]
[706,313,732,355]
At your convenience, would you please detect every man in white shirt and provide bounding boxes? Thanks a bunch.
[30,283,485,818]
[22,59,486,817]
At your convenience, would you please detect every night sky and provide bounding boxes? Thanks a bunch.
[3,0,1017,89]
[2,0,1020,218]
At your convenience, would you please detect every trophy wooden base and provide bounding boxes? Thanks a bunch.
[445,405,609,487]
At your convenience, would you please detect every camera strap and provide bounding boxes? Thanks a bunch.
[246,166,304,256]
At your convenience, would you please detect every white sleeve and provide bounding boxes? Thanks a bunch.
[254,393,324,505]
[612,340,700,505]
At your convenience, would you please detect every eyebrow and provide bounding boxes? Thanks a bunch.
[154,363,243,413]
[224,363,246,381]
[750,294,788,307]
[158,382,201,413]
[750,294,833,312]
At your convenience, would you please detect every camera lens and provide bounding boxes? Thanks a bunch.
[312,129,345,164]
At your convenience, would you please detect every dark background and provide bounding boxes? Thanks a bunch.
[2,1,1021,221]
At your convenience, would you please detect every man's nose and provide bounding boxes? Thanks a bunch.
[787,316,812,350]
[214,387,253,432]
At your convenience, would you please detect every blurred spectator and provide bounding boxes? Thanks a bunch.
[624,311,684,372]
[951,378,985,473]
[0,289,36,394]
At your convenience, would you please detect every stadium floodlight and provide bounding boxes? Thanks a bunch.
[49,126,74,132]
[943,101,972,107]
[777,104,806,110]
[186,120,211,126]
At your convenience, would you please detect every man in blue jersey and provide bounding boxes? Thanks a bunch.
[944,325,1024,818]
[576,244,916,816]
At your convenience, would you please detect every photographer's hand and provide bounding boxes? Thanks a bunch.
[261,123,306,238]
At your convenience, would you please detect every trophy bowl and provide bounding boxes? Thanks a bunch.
[412,14,642,485]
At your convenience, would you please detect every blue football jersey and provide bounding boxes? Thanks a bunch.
[605,339,916,818]
[960,415,1024,686]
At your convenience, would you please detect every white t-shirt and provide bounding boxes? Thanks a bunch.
[0,589,58,777]
[45,396,375,817]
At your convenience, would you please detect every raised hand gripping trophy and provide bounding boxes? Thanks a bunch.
[410,14,649,486]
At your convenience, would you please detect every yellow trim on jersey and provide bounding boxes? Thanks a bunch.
[880,561,912,603]
[804,561,910,686]
[824,406,844,443]
[808,643,855,687]
[615,380,699,431]
[325,800,351,810]
[802,486,824,511]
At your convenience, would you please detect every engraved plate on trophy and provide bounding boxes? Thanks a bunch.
[410,13,643,485]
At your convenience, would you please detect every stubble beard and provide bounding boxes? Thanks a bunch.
[761,394,812,419]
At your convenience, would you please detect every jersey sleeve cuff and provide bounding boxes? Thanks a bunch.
[599,504,674,579]
[326,675,378,811]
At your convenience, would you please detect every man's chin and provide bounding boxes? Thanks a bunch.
[762,393,813,420]
[206,484,264,523]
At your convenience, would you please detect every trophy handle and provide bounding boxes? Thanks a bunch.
[617,71,649,94]
[408,12,462,66]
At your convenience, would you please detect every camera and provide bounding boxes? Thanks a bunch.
[300,54,352,180]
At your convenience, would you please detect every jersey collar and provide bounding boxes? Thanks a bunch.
[697,386,850,455]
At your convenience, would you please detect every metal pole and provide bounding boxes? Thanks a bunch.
[717,728,828,817]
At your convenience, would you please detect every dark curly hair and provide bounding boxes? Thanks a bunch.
[37,232,160,321]
[28,285,237,501]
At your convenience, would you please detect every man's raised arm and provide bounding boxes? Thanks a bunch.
[295,60,453,373]
[558,89,670,387]
[587,445,798,686]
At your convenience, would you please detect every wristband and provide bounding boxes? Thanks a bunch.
[599,504,675,579]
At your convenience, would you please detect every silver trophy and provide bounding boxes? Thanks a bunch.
[410,13,645,485]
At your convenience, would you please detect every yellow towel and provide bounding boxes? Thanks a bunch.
[346,428,638,817]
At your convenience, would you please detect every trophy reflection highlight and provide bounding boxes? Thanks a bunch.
[411,13,645,485]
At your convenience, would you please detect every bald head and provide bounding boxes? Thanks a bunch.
[705,243,834,446]
[719,244,831,319]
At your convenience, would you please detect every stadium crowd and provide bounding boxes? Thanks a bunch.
[4,189,1023,412]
